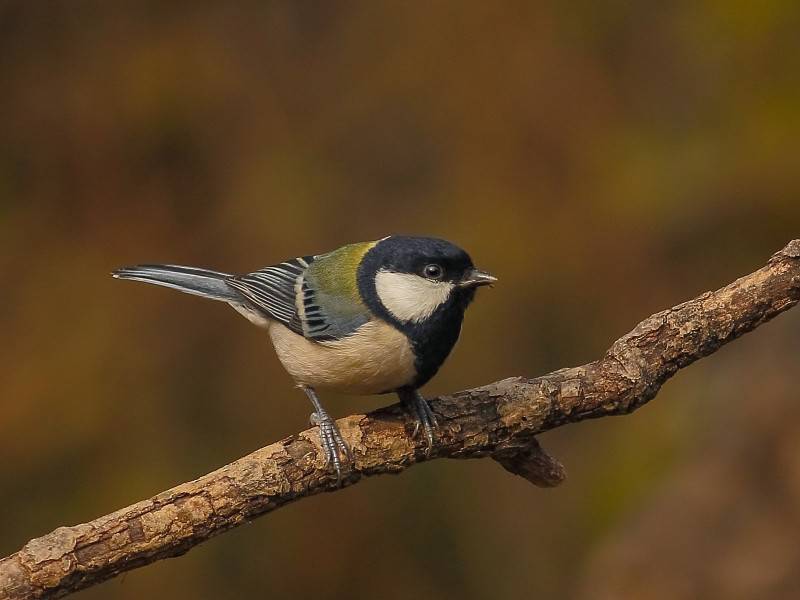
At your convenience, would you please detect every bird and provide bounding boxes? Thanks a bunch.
[112,235,496,482]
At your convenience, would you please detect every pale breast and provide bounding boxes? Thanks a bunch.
[267,319,417,395]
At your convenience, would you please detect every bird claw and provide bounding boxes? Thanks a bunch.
[404,392,438,457]
[310,411,352,485]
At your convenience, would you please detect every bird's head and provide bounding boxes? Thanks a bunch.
[357,236,496,326]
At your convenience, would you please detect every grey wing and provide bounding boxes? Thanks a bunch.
[227,255,370,342]
[225,257,312,336]
[296,277,370,341]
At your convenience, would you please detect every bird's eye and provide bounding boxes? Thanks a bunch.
[423,264,444,279]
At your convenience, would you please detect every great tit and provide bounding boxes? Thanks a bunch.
[113,235,496,481]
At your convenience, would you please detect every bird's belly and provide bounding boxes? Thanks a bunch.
[268,320,417,395]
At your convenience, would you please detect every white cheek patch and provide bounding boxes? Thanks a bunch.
[374,270,454,323]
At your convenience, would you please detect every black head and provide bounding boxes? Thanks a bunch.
[374,236,470,280]
[357,235,496,389]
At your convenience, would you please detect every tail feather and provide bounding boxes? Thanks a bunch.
[112,264,242,302]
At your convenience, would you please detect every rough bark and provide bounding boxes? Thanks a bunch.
[2,240,799,600]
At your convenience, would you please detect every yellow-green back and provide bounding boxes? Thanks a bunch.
[307,240,379,305]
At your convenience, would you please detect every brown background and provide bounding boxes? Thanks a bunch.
[1,2,799,599]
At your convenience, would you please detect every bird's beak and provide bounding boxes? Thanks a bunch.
[460,268,498,288]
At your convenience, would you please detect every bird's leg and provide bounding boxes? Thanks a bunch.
[302,385,352,484]
[397,387,439,456]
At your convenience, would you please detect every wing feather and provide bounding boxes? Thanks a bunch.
[226,257,312,336]
[226,245,373,342]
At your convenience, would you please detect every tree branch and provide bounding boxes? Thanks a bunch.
[2,240,799,600]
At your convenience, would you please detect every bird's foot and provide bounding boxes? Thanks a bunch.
[401,390,439,457]
[309,410,352,485]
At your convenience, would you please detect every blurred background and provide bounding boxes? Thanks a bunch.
[1,2,799,599]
